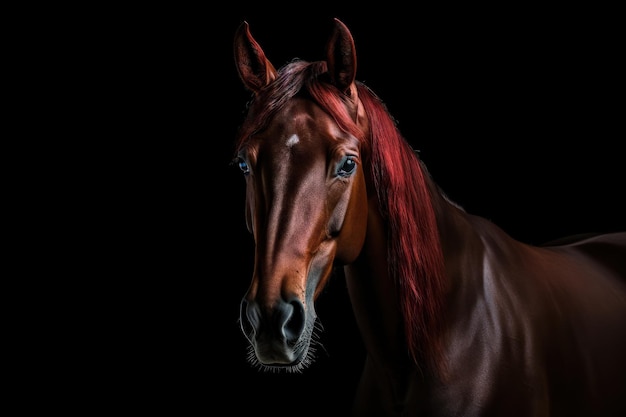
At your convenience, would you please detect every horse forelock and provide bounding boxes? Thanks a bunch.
[357,84,448,375]
[235,59,366,155]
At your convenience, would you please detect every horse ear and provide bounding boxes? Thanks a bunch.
[233,21,278,93]
[326,18,357,94]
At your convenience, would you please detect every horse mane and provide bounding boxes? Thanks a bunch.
[235,59,448,374]
[356,84,447,373]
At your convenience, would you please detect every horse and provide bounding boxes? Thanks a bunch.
[231,18,626,416]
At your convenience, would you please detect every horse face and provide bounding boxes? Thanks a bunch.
[236,97,368,371]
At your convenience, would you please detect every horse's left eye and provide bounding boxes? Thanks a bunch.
[338,157,357,177]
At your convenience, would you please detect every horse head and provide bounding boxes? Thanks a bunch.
[233,19,370,371]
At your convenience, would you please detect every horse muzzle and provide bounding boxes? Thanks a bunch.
[239,297,313,367]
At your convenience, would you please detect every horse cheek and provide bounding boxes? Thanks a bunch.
[332,174,368,264]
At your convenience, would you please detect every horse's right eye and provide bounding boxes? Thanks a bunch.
[238,159,250,175]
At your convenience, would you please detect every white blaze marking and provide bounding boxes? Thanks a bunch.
[286,134,300,148]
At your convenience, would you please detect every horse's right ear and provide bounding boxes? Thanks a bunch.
[234,21,277,93]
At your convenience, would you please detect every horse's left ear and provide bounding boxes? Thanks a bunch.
[234,21,278,93]
[326,18,357,95]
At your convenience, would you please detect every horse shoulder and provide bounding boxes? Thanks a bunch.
[441,220,626,415]
[434,220,551,415]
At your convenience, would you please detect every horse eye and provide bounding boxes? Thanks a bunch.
[237,159,250,175]
[337,157,357,177]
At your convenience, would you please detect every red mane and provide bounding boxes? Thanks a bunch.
[235,59,447,372]
[357,84,447,372]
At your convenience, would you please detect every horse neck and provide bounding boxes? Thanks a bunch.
[425,178,493,293]
[428,180,483,255]
[343,192,416,371]
[344,169,485,369]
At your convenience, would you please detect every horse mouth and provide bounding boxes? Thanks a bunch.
[246,320,322,373]
[249,343,310,373]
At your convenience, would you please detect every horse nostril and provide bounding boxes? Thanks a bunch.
[240,297,307,347]
[239,298,255,340]
[283,299,305,343]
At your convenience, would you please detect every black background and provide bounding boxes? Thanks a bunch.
[46,5,624,415]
